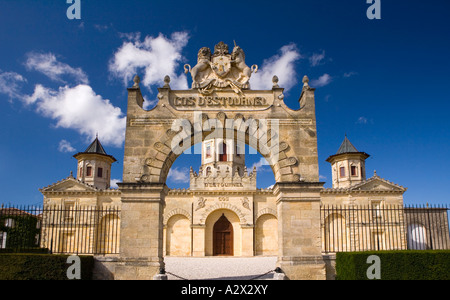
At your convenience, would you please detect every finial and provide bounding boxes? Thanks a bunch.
[234,40,237,47]
[132,75,140,88]
[302,75,310,88]
[272,75,279,88]
[374,170,377,177]
[70,171,73,178]
[163,75,171,88]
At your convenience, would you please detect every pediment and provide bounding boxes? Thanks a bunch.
[350,177,406,192]
[40,177,97,193]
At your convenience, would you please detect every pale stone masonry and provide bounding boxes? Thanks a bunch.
[40,41,411,280]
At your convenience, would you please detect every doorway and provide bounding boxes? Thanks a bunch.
[213,214,234,256]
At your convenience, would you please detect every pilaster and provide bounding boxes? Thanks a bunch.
[274,181,326,280]
[115,182,168,280]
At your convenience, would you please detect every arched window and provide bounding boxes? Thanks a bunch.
[407,223,428,250]
[206,167,212,176]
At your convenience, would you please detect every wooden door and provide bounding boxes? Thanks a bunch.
[213,214,233,256]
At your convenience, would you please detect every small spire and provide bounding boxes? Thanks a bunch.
[272,75,279,88]
[163,75,171,88]
[303,75,310,88]
[69,171,73,178]
[374,170,378,177]
[132,75,140,88]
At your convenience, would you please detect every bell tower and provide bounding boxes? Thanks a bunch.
[189,138,256,191]
[73,136,117,190]
[200,138,246,177]
[326,136,370,189]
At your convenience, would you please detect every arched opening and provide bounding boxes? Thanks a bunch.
[204,209,241,256]
[323,213,349,253]
[166,215,191,256]
[96,214,120,254]
[213,214,234,256]
[407,223,428,250]
[157,123,290,186]
[255,214,278,256]
[161,136,279,258]
[166,143,276,190]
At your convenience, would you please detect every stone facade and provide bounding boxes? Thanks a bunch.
[40,41,412,280]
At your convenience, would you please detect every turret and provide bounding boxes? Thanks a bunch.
[73,136,117,190]
[326,136,370,189]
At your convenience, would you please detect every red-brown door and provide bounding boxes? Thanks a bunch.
[213,214,233,256]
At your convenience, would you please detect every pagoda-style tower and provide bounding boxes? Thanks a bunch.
[73,136,117,190]
[326,136,370,189]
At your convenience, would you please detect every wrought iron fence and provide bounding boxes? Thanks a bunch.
[321,204,450,253]
[1,203,449,255]
[0,204,120,255]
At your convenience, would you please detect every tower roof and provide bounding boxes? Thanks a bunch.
[326,136,370,162]
[73,137,117,162]
[336,135,359,155]
[84,137,108,155]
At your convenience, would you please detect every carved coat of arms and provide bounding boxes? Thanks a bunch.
[184,41,258,95]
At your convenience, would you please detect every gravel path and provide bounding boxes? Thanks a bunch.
[164,256,278,280]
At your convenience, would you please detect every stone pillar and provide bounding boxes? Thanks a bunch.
[115,183,168,280]
[241,224,254,256]
[274,182,326,280]
[192,224,205,257]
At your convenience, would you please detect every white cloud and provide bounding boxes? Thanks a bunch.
[167,167,190,183]
[319,175,327,180]
[344,71,358,78]
[357,116,368,124]
[110,179,121,189]
[309,50,326,67]
[0,70,27,100]
[58,140,76,153]
[25,84,126,147]
[142,95,159,110]
[251,157,270,172]
[25,52,89,84]
[94,24,110,32]
[311,73,332,88]
[109,31,189,91]
[250,44,301,92]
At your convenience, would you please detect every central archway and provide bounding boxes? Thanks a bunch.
[213,214,234,256]
[116,58,326,279]
[205,209,241,256]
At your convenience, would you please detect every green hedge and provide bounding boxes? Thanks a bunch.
[0,254,94,280]
[0,248,50,254]
[336,250,450,280]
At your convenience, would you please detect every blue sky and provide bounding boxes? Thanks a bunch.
[0,0,449,206]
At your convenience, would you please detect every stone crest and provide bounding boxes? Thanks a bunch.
[184,41,258,95]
